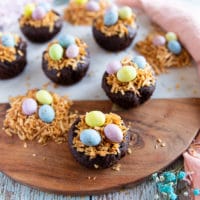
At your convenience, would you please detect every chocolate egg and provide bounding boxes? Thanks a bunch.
[86,1,100,11]
[24,3,35,18]
[104,124,123,143]
[49,44,63,61]
[167,40,182,55]
[39,105,55,123]
[104,9,118,26]
[165,32,177,41]
[119,6,132,20]
[133,56,146,69]
[85,111,105,127]
[152,35,166,46]
[32,6,46,20]
[106,60,122,74]
[80,129,101,146]
[117,66,137,82]
[36,90,53,105]
[22,98,37,115]
[58,34,75,48]
[66,44,79,58]
[1,34,15,47]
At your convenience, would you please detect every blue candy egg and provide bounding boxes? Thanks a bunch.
[1,34,15,47]
[133,56,146,69]
[58,34,75,48]
[37,2,51,12]
[38,105,55,123]
[167,40,182,55]
[80,129,101,146]
[104,10,118,26]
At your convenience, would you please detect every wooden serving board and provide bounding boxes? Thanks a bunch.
[0,99,200,195]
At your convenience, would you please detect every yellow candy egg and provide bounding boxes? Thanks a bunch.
[117,66,137,82]
[85,111,105,127]
[36,90,53,105]
[24,3,36,18]
[75,0,88,5]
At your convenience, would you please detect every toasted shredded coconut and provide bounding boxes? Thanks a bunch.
[135,31,191,74]
[3,89,77,144]
[64,0,109,25]
[19,11,60,32]
[44,38,88,70]
[73,113,128,159]
[106,56,155,95]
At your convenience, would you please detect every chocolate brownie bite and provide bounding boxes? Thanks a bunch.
[102,56,156,109]
[69,110,130,169]
[92,6,137,51]
[42,34,89,85]
[19,2,62,43]
[0,33,27,79]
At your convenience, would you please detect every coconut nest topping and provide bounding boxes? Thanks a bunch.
[64,0,109,25]
[73,113,128,159]
[106,57,156,95]
[3,89,77,144]
[19,11,60,32]
[44,38,88,70]
[93,13,136,37]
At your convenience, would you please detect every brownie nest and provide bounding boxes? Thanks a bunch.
[68,118,130,169]
[102,72,156,109]
[0,40,27,79]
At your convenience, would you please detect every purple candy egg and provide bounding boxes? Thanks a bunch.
[152,35,166,46]
[86,1,100,11]
[104,124,123,143]
[22,98,37,115]
[66,44,79,58]
[106,60,122,74]
[32,6,46,20]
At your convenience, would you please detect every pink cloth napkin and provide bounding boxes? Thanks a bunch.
[117,0,200,78]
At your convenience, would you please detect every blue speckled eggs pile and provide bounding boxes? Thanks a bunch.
[21,90,55,123]
[0,33,15,47]
[49,34,80,61]
[152,32,182,55]
[79,111,124,147]
[104,6,133,26]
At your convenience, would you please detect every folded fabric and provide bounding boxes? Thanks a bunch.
[117,0,200,77]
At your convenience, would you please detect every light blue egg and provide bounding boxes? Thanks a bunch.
[104,10,118,26]
[80,129,101,146]
[1,34,15,47]
[58,34,75,48]
[39,105,55,123]
[37,2,51,12]
[133,56,146,69]
[167,40,182,55]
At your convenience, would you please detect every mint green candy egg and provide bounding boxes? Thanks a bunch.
[165,32,177,41]
[119,6,132,20]
[117,66,137,82]
[75,0,88,5]
[49,44,63,61]
[85,111,106,127]
[36,90,53,105]
[24,3,35,18]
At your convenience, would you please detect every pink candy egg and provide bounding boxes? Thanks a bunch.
[66,44,79,58]
[104,124,123,143]
[86,1,100,12]
[32,6,46,20]
[22,98,37,115]
[106,61,122,74]
[152,35,166,46]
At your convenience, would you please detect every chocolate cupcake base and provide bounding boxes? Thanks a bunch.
[92,25,137,52]
[102,72,156,109]
[42,51,90,85]
[0,40,27,79]
[68,118,130,169]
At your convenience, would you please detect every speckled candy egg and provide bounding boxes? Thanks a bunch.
[106,60,122,74]
[39,105,55,123]
[66,44,79,58]
[165,32,177,41]
[80,129,101,146]
[24,3,36,18]
[86,1,100,11]
[36,90,53,105]
[133,56,146,69]
[104,124,123,143]
[152,35,166,46]
[32,6,46,20]
[117,66,137,82]
[58,34,75,48]
[104,9,118,26]
[1,34,15,47]
[85,111,105,127]
[22,98,37,115]
[167,40,182,55]
[49,43,64,61]
[75,0,88,5]
[119,6,132,20]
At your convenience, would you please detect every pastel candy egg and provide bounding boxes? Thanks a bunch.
[36,90,53,105]
[58,34,75,48]
[85,111,105,127]
[167,40,182,55]
[37,2,51,12]
[1,34,15,47]
[117,66,137,82]
[133,56,146,69]
[49,43,63,61]
[86,1,100,11]
[80,129,101,146]
[119,6,132,20]
[32,6,46,20]
[106,60,122,74]
[66,44,79,58]
[104,124,123,143]
[106,4,118,12]
[39,105,55,123]
[104,10,118,26]
[75,0,88,5]
[165,32,177,41]
[152,35,166,46]
[22,98,37,115]
[24,3,36,18]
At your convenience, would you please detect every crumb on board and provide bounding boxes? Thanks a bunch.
[112,164,121,171]
[156,138,162,143]
[161,143,166,147]
[175,83,180,89]
[127,148,132,154]
[32,153,36,157]
[23,142,27,148]
[94,164,99,169]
